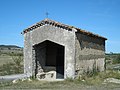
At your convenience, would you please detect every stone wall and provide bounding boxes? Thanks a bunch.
[75,33,105,75]
[34,43,46,73]
[24,32,33,76]
[24,24,106,79]
[24,24,76,79]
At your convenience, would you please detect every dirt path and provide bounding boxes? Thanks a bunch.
[0,74,28,81]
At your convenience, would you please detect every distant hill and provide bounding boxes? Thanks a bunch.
[0,45,22,50]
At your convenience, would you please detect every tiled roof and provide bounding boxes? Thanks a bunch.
[23,18,107,40]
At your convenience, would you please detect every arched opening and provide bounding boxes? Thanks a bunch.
[33,40,64,79]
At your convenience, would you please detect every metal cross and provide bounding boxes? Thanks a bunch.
[46,12,49,18]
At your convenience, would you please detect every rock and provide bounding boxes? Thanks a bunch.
[104,78,120,84]
[12,79,18,83]
[36,72,46,80]
[46,71,56,79]
[21,78,26,81]
[28,78,32,81]
[81,79,85,82]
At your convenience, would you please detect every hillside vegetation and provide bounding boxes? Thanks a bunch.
[0,45,23,75]
[106,53,120,70]
[0,45,21,49]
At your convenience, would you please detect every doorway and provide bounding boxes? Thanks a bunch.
[34,40,64,79]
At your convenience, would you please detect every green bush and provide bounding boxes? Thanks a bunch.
[113,55,120,64]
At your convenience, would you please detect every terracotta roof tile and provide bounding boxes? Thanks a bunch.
[22,18,107,40]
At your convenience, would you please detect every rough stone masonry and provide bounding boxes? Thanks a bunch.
[22,18,107,80]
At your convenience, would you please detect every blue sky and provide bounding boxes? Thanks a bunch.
[0,0,120,53]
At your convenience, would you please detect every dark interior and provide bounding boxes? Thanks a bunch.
[34,40,64,79]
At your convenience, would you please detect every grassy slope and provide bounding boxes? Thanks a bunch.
[0,50,23,75]
[0,54,13,66]
[0,79,120,90]
[0,48,23,66]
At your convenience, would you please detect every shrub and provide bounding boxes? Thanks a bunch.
[113,55,120,64]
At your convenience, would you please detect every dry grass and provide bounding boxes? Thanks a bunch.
[0,78,120,90]
[0,70,120,89]
[0,52,23,75]
[0,54,13,66]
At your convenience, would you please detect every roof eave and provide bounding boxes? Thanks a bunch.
[76,29,107,40]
